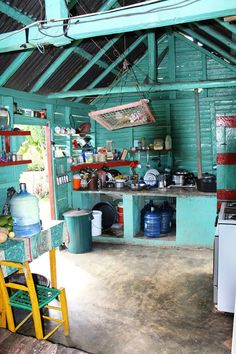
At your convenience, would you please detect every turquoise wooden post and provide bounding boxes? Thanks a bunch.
[176,196,217,247]
[123,194,135,241]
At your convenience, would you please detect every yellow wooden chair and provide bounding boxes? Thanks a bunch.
[0,260,69,340]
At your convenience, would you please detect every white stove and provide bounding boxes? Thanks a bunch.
[214,202,236,312]
[218,202,236,224]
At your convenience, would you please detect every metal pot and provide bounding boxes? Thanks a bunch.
[172,170,189,186]
[196,173,216,193]
[115,179,125,189]
[172,174,185,186]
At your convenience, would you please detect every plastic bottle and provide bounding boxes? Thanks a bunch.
[144,207,161,237]
[10,183,41,237]
[140,200,156,231]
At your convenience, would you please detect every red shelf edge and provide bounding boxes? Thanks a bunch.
[71,160,138,171]
[0,160,32,166]
[0,131,31,136]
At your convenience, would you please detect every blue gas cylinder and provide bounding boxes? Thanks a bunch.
[144,207,161,238]
[10,183,41,237]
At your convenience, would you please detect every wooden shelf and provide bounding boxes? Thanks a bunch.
[71,160,138,171]
[14,114,50,125]
[0,130,31,136]
[0,160,32,167]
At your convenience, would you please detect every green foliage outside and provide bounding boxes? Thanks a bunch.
[18,125,46,171]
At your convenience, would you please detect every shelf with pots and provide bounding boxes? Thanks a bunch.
[71,160,138,171]
[0,130,32,167]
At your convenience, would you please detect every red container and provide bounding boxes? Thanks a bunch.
[117,202,123,224]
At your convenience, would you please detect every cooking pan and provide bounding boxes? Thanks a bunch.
[196,173,216,193]
[93,202,117,229]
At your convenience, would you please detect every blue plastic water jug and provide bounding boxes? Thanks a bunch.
[144,207,161,238]
[10,183,41,237]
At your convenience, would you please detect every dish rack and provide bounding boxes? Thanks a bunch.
[88,99,156,130]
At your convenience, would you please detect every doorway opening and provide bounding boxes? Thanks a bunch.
[14,124,52,226]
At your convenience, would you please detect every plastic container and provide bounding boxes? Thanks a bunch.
[63,209,93,254]
[72,174,81,190]
[117,202,124,224]
[161,210,172,234]
[10,183,41,237]
[92,210,102,236]
[144,207,161,238]
[0,108,10,130]
[140,200,156,231]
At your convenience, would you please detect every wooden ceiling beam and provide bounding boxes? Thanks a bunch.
[194,22,236,52]
[30,1,119,93]
[0,1,33,25]
[177,25,236,64]
[174,31,236,73]
[0,0,236,53]
[76,34,147,102]
[215,18,236,35]
[62,36,121,91]
[47,78,236,99]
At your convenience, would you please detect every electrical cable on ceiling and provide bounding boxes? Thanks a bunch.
[0,0,199,42]
[78,1,123,63]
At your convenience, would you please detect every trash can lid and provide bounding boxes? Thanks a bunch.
[63,209,92,217]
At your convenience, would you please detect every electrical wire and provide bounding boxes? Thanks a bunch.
[0,0,198,42]
[78,1,123,63]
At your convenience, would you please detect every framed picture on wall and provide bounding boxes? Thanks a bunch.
[120,149,128,160]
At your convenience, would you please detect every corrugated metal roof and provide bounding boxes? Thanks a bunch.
[0,1,235,103]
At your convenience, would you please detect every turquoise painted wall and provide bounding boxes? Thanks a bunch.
[0,88,93,218]
[92,34,236,177]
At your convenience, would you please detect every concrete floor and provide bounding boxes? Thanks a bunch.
[25,244,233,353]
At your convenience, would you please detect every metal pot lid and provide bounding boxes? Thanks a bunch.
[201,173,216,180]
[175,170,189,175]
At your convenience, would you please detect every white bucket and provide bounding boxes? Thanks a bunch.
[92,210,102,236]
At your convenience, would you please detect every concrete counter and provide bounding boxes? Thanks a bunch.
[72,188,217,248]
[72,187,216,198]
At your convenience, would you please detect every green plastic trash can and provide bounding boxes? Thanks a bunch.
[63,209,93,254]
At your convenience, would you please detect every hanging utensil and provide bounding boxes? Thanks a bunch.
[137,150,142,168]
[146,150,150,168]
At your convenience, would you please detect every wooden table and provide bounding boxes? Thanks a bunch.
[0,220,67,328]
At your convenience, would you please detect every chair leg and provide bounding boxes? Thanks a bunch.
[59,287,69,336]
[0,289,6,328]
[0,268,15,332]
[23,262,44,340]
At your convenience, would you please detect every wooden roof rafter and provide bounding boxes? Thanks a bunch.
[176,24,236,65]
[30,0,120,93]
